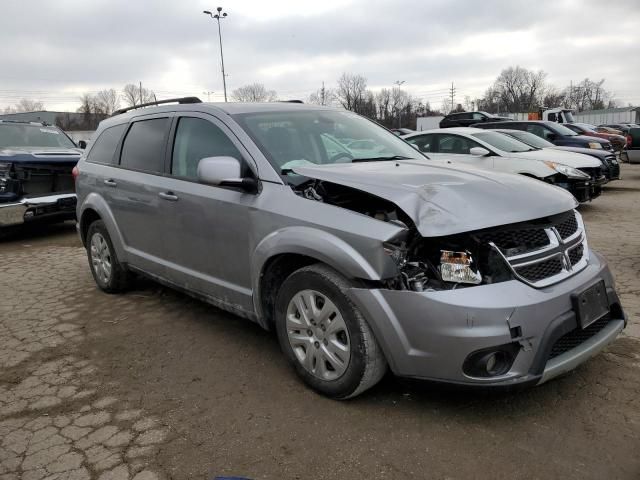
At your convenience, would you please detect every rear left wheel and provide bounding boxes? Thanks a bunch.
[86,220,131,293]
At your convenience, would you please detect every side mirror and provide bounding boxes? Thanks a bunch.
[469,147,490,156]
[78,140,87,149]
[197,156,257,193]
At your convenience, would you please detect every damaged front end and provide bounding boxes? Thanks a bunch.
[292,176,587,293]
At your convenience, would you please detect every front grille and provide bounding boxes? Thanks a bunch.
[578,167,600,181]
[568,244,584,266]
[515,258,563,282]
[476,228,549,254]
[605,156,620,178]
[555,214,578,239]
[15,164,75,196]
[548,315,612,359]
[481,211,587,287]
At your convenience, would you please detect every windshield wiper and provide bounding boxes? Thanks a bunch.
[352,155,413,163]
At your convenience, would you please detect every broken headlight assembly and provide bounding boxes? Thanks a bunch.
[544,161,590,180]
[439,250,482,285]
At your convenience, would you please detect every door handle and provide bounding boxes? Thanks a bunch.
[103,179,117,187]
[158,191,179,201]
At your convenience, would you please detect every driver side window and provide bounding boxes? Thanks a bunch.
[406,134,433,153]
[437,135,478,154]
[171,117,243,180]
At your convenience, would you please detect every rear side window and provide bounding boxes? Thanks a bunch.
[405,134,433,153]
[171,117,242,180]
[86,124,126,165]
[120,118,169,173]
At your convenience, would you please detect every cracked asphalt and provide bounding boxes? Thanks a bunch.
[1,164,639,480]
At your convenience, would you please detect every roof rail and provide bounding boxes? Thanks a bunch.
[112,96,202,116]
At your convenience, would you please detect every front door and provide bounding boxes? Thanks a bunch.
[159,113,258,312]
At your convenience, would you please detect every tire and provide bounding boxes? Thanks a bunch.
[86,219,131,293]
[275,264,387,399]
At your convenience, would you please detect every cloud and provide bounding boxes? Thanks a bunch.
[0,0,638,110]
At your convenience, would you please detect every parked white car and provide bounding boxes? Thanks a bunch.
[402,127,605,202]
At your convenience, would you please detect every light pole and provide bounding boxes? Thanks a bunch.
[393,80,405,128]
[203,7,228,102]
[203,91,215,102]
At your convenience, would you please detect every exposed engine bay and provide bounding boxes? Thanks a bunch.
[292,178,513,292]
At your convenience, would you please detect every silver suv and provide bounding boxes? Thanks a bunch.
[75,98,626,399]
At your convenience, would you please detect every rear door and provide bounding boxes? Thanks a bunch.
[158,112,258,312]
[107,114,173,276]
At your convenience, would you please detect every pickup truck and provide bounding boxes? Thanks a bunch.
[0,121,80,234]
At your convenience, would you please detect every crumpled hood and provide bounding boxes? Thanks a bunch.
[293,160,578,237]
[513,148,601,168]
[0,146,82,164]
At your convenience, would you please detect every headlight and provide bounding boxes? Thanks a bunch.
[588,142,602,149]
[544,161,590,179]
[439,250,482,284]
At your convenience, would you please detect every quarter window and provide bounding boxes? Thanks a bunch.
[120,118,169,173]
[86,124,126,165]
[171,117,243,180]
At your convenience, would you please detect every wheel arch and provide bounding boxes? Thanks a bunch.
[78,193,127,261]
[251,227,394,329]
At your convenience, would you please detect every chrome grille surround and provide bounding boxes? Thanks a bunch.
[489,210,588,288]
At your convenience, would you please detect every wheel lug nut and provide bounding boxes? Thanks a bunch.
[307,330,313,336]
[321,325,326,331]
[323,339,328,346]
[314,341,320,348]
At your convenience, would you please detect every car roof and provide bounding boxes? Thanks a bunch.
[99,101,337,129]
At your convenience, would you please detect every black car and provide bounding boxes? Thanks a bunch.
[439,111,511,128]
[472,120,613,151]
[0,121,81,235]
[489,128,620,182]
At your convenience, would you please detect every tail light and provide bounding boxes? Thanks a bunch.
[72,165,79,191]
[627,134,632,148]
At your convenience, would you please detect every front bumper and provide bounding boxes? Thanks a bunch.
[0,193,76,227]
[347,250,625,387]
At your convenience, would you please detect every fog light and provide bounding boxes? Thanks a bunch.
[463,343,520,378]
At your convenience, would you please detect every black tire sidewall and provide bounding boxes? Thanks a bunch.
[275,267,368,399]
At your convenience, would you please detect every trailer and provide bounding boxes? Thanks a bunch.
[416,116,444,131]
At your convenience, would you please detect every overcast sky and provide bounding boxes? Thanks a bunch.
[1,0,639,111]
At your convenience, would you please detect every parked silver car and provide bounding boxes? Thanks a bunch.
[75,99,626,399]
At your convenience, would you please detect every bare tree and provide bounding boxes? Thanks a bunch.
[231,83,278,102]
[14,99,45,112]
[335,73,367,112]
[95,89,120,115]
[121,84,156,107]
[308,83,335,106]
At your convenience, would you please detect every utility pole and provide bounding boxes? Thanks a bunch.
[394,80,405,128]
[203,91,215,102]
[139,81,143,105]
[449,82,456,112]
[320,81,326,106]
[203,7,229,102]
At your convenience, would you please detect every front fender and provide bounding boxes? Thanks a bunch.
[78,193,127,263]
[251,226,398,320]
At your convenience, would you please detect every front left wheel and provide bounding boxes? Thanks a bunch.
[274,264,387,399]
[86,220,132,293]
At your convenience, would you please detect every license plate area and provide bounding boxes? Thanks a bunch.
[572,280,609,329]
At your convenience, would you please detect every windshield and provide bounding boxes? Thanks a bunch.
[563,111,575,123]
[0,124,76,149]
[232,109,422,173]
[552,123,579,136]
[472,131,535,152]
[500,130,554,148]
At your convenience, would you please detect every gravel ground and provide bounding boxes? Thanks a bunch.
[1,164,639,480]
